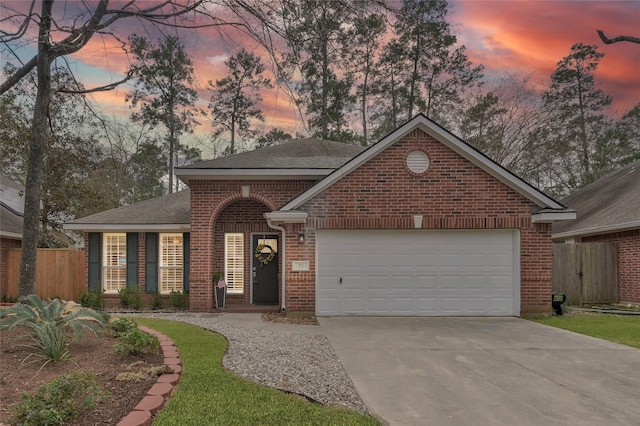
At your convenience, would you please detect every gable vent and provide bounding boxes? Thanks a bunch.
[407,150,430,174]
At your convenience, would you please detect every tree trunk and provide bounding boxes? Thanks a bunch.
[361,71,369,146]
[19,0,53,296]
[408,32,421,118]
[168,103,175,194]
[321,38,329,139]
[230,118,236,155]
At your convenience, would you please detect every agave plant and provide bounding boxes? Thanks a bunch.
[0,294,106,362]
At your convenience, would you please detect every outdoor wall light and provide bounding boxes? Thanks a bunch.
[298,233,305,243]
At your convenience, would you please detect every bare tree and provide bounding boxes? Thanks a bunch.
[0,0,229,296]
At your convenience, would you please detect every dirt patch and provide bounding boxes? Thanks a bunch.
[0,327,163,425]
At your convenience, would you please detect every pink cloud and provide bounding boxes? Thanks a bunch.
[452,0,640,114]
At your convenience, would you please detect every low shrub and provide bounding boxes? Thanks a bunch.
[8,371,106,425]
[151,291,163,310]
[29,321,71,362]
[106,317,138,338]
[118,285,141,310]
[169,290,188,309]
[79,287,104,310]
[2,295,18,303]
[0,295,105,363]
[113,328,159,356]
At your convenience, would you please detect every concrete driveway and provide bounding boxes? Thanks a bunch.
[319,317,640,426]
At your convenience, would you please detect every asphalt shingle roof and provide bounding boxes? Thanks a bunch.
[67,190,190,226]
[180,138,365,170]
[67,139,367,228]
[553,159,640,237]
[1,204,23,236]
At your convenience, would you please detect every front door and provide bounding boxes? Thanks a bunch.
[252,234,279,305]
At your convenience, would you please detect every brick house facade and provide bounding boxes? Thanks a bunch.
[67,114,575,315]
[176,115,574,315]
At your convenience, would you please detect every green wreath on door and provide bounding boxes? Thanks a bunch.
[255,244,276,265]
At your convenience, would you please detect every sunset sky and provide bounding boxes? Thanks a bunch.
[3,1,639,146]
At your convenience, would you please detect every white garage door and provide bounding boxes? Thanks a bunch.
[316,230,519,316]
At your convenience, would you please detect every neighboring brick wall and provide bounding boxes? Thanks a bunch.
[582,229,640,303]
[0,237,22,299]
[287,128,554,314]
[188,180,315,311]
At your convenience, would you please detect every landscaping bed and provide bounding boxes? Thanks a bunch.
[0,326,163,425]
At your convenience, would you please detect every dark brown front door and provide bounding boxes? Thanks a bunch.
[252,234,279,305]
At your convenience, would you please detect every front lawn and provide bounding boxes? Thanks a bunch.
[533,313,640,349]
[136,318,379,425]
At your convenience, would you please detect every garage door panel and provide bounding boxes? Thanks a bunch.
[316,230,519,316]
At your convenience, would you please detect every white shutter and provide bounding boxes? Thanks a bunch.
[103,233,126,293]
[159,233,183,294]
[225,233,244,294]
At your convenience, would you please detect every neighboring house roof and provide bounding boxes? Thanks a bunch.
[1,204,23,239]
[64,190,190,232]
[553,159,640,239]
[279,114,572,220]
[175,138,365,180]
[1,176,24,239]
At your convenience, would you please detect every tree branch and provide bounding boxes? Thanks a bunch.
[56,70,134,94]
[0,0,36,41]
[0,56,37,95]
[597,30,640,45]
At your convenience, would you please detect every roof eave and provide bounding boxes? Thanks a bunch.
[63,223,190,232]
[263,211,308,224]
[531,211,577,224]
[0,231,23,239]
[175,168,332,181]
[552,221,640,240]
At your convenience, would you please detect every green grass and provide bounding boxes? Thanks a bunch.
[136,318,379,426]
[533,313,640,349]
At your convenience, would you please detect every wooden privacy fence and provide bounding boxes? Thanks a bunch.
[6,249,86,301]
[552,243,618,306]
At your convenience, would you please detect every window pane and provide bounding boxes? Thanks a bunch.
[225,233,244,294]
[103,233,126,293]
[159,233,183,294]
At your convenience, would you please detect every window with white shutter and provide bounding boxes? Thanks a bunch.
[103,233,126,293]
[225,233,244,294]
[159,233,183,294]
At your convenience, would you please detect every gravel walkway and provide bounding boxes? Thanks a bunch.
[135,313,367,413]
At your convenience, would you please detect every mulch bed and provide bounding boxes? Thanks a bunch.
[0,327,163,425]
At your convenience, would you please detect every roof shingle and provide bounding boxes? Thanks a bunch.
[179,138,365,170]
[553,159,640,237]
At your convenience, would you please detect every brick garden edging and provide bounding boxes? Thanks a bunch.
[117,327,182,426]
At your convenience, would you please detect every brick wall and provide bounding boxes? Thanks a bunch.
[0,237,21,299]
[80,232,185,309]
[188,180,315,311]
[286,129,554,314]
[583,229,640,303]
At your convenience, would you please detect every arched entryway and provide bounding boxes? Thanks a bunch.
[212,198,280,308]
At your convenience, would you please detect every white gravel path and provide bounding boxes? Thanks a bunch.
[134,312,367,413]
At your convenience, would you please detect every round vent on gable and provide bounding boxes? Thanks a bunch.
[406,150,430,174]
